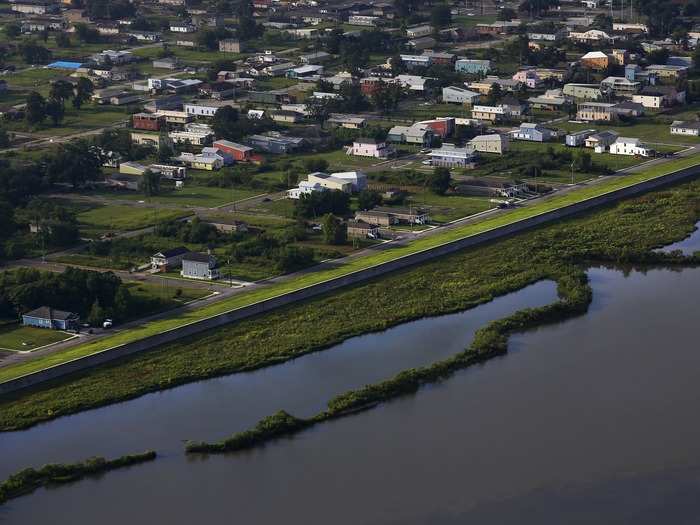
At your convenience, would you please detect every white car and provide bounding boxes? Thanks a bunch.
[422,160,432,165]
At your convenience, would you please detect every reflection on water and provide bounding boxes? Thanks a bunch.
[657,220,700,255]
[3,267,700,524]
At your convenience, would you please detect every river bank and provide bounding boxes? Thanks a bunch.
[2,180,700,431]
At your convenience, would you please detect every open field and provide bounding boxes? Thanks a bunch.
[72,203,190,238]
[0,325,74,352]
[0,155,698,384]
[3,165,700,430]
[3,105,130,137]
[89,184,262,208]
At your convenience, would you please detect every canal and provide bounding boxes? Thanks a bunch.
[2,266,700,523]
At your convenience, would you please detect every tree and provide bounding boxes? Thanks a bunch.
[573,150,592,172]
[0,128,10,148]
[646,48,669,65]
[196,29,220,50]
[45,98,65,126]
[428,167,451,195]
[430,3,451,30]
[46,139,102,187]
[497,7,517,20]
[50,80,74,108]
[25,92,47,126]
[357,189,382,210]
[142,169,161,196]
[295,190,350,219]
[303,158,329,173]
[18,41,51,65]
[72,77,94,109]
[371,81,405,114]
[87,300,106,326]
[237,0,262,40]
[211,105,240,140]
[321,214,347,245]
[56,32,72,48]
[6,22,21,38]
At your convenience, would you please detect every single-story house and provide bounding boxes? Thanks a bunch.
[347,220,380,239]
[670,120,700,136]
[22,307,79,331]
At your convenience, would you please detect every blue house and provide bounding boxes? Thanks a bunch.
[22,306,79,331]
[455,59,491,75]
[511,123,554,142]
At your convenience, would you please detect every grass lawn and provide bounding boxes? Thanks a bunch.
[453,14,497,28]
[555,119,700,146]
[91,184,261,208]
[125,281,210,304]
[0,325,74,352]
[74,203,190,238]
[404,192,494,222]
[5,68,67,95]
[2,155,699,382]
[3,105,130,137]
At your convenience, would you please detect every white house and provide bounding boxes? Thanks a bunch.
[609,137,651,156]
[442,86,480,105]
[468,134,510,154]
[670,121,700,136]
[287,180,327,199]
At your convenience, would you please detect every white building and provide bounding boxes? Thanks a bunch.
[670,121,700,136]
[468,134,509,154]
[184,101,235,117]
[442,86,481,105]
[287,181,327,199]
[609,137,651,156]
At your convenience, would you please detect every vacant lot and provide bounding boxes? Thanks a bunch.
[72,202,189,238]
[0,325,74,352]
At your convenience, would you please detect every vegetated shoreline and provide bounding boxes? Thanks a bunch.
[0,451,156,506]
[2,181,700,433]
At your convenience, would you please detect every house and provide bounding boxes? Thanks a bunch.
[347,220,380,239]
[387,124,434,146]
[22,307,79,331]
[271,110,302,123]
[202,147,232,166]
[613,101,644,118]
[401,54,432,70]
[346,138,395,159]
[511,123,554,142]
[512,69,542,89]
[286,65,324,79]
[454,59,491,75]
[170,22,196,33]
[565,129,596,147]
[347,15,379,26]
[528,89,571,111]
[580,51,609,70]
[152,58,178,70]
[472,105,506,122]
[406,25,433,38]
[632,86,685,108]
[247,132,306,154]
[299,51,331,64]
[199,82,236,100]
[427,143,477,167]
[609,137,651,156]
[327,115,366,129]
[156,110,192,125]
[585,131,619,152]
[611,49,629,66]
[287,181,327,199]
[327,171,367,191]
[670,121,700,136]
[106,173,141,191]
[262,62,296,77]
[468,76,520,95]
[181,252,220,280]
[151,246,189,270]
[11,0,59,14]
[423,51,455,66]
[569,30,613,43]
[644,64,688,81]
[476,21,520,35]
[419,117,455,139]
[468,134,509,154]
[395,75,430,92]
[306,172,352,193]
[176,152,223,170]
[21,16,65,32]
[563,84,602,101]
[354,210,396,226]
[360,77,385,96]
[144,95,184,112]
[612,22,648,34]
[442,86,480,105]
[576,102,617,122]
[149,164,187,180]
[600,76,640,97]
[130,132,160,147]
[184,101,235,118]
[169,124,214,146]
[212,140,253,161]
[373,206,429,224]
[197,217,248,233]
[132,113,165,131]
[407,37,437,51]
[119,161,148,175]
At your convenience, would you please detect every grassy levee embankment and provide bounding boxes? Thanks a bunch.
[1,155,699,385]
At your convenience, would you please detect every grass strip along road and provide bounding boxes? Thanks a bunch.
[1,156,699,384]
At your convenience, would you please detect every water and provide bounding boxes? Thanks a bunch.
[657,220,700,254]
[1,280,558,477]
[3,267,700,523]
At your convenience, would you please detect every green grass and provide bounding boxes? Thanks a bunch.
[401,192,494,222]
[0,155,698,384]
[90,184,261,208]
[3,105,131,137]
[74,204,190,238]
[0,325,73,352]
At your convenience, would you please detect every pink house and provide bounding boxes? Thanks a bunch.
[346,138,395,159]
[512,69,541,89]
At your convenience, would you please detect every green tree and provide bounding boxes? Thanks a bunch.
[47,139,102,187]
[573,150,592,172]
[211,105,240,140]
[50,80,74,108]
[6,22,21,38]
[87,299,106,326]
[428,167,451,195]
[73,77,94,109]
[321,214,347,245]
[303,158,329,173]
[25,92,47,126]
[0,128,10,148]
[430,3,451,29]
[142,169,161,196]
[357,189,382,210]
[45,98,65,126]
[56,32,72,48]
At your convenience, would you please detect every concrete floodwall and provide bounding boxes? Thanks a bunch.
[1,164,698,396]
